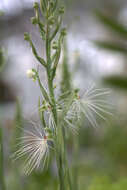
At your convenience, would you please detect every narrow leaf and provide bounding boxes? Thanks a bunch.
[103,75,127,90]
[96,11,127,39]
[94,40,127,54]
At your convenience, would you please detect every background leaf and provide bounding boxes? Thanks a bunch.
[103,75,127,90]
[94,41,127,54]
[95,11,127,39]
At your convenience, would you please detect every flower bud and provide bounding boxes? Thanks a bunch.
[61,28,67,36]
[26,69,35,79]
[74,88,80,93]
[74,89,80,99]
[24,33,30,41]
[48,16,55,25]
[31,17,38,25]
[59,6,65,14]
[52,41,58,49]
[33,2,39,9]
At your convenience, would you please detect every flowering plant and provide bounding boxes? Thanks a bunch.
[13,1,111,189]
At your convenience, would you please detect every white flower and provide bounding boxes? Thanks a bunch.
[66,85,112,128]
[13,125,50,175]
[26,69,35,78]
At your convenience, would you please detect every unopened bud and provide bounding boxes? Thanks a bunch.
[48,16,55,25]
[26,69,35,79]
[24,33,30,41]
[31,17,38,25]
[59,6,65,14]
[52,41,58,49]
[61,28,67,36]
[33,2,39,9]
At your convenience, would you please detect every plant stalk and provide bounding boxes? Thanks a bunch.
[46,19,66,190]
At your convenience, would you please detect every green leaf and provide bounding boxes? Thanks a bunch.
[103,75,127,90]
[96,11,127,39]
[94,41,127,54]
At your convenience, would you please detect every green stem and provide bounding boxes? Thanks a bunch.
[46,20,66,190]
[37,75,50,103]
[73,136,79,190]
[0,127,6,190]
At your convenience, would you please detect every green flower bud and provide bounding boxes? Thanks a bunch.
[48,16,55,25]
[24,33,30,41]
[74,89,80,99]
[52,41,58,49]
[31,17,38,25]
[61,28,67,36]
[74,88,80,93]
[59,6,65,14]
[33,2,39,9]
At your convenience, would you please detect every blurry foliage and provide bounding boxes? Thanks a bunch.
[0,80,16,103]
[95,11,127,90]
[0,46,16,103]
[100,124,127,166]
[94,41,127,54]
[103,76,127,90]
[0,28,16,103]
[0,48,4,72]
[88,177,127,190]
[95,12,127,39]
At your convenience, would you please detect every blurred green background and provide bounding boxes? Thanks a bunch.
[1,0,127,189]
